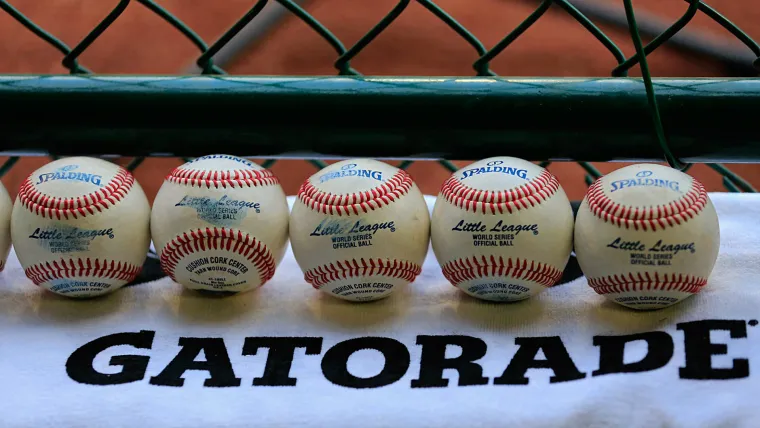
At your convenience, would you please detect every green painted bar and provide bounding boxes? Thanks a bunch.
[0,75,758,162]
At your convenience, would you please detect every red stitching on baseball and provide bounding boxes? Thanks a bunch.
[304,258,422,289]
[441,256,563,287]
[586,177,707,231]
[159,227,276,287]
[297,170,414,216]
[167,166,279,189]
[24,258,142,286]
[588,272,707,295]
[439,170,559,214]
[19,168,134,220]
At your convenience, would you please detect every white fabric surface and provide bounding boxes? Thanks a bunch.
[0,193,758,427]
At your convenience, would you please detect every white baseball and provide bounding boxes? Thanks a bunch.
[151,155,289,294]
[0,182,11,272]
[289,159,430,302]
[574,163,720,310]
[11,157,150,298]
[431,157,574,302]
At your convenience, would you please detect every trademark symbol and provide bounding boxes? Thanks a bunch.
[748,320,758,326]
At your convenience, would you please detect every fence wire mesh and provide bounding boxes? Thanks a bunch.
[0,0,758,192]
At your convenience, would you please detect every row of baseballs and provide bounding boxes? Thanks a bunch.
[1,155,718,311]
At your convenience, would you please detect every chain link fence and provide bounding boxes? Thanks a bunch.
[0,0,759,192]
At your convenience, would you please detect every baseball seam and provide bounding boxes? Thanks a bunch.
[586,177,708,231]
[588,273,707,295]
[442,256,563,287]
[304,258,422,289]
[440,170,560,214]
[19,168,134,220]
[159,227,276,287]
[24,258,142,285]
[297,170,414,216]
[167,166,279,189]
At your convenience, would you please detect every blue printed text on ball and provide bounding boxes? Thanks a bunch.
[318,163,383,183]
[29,225,115,253]
[175,194,260,227]
[609,172,681,193]
[460,166,528,180]
[36,165,103,186]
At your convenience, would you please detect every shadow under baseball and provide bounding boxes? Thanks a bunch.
[31,286,127,324]
[445,289,549,332]
[589,291,705,331]
[171,286,263,325]
[304,283,411,330]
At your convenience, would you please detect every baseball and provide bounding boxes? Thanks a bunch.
[431,157,574,301]
[0,182,11,272]
[11,157,150,297]
[151,155,289,294]
[574,163,720,310]
[289,159,430,302]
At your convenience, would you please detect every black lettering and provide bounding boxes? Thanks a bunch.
[149,337,241,387]
[411,335,489,388]
[321,337,410,389]
[593,332,673,376]
[607,237,621,249]
[243,337,323,386]
[678,320,749,380]
[494,336,586,385]
[66,330,154,385]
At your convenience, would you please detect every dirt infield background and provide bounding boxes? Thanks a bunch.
[1,0,758,201]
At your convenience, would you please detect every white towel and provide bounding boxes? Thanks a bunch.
[0,194,757,428]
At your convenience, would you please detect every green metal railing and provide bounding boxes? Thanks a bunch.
[0,0,758,190]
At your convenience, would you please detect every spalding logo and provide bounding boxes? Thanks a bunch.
[187,154,257,168]
[35,164,103,187]
[609,170,681,193]
[461,161,528,180]
[318,163,383,184]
